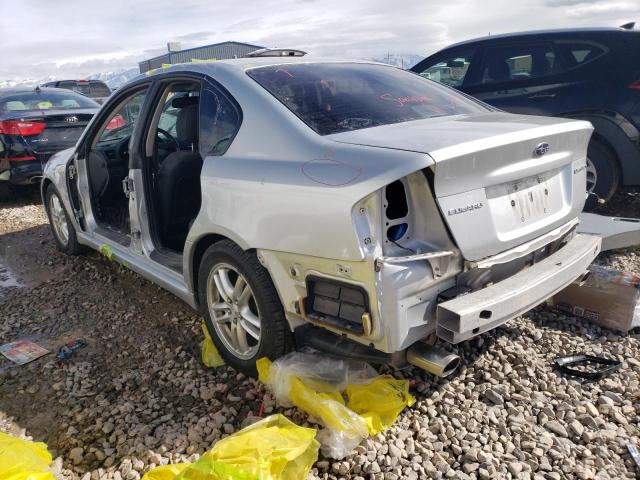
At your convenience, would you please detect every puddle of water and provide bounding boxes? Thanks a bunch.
[0,264,23,290]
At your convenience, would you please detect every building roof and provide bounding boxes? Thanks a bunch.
[138,41,265,72]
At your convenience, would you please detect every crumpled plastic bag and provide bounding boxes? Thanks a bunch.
[257,352,415,459]
[201,322,224,368]
[142,414,319,480]
[0,432,55,480]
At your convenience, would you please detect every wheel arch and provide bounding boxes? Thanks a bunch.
[561,111,639,185]
[187,231,261,310]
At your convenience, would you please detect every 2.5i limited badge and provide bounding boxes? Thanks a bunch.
[447,202,484,216]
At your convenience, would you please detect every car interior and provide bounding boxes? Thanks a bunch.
[144,82,204,253]
[86,89,147,238]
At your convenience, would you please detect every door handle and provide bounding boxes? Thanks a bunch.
[528,93,556,101]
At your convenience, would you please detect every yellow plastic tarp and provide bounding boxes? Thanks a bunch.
[142,414,319,480]
[346,377,416,435]
[201,322,224,368]
[257,356,415,456]
[0,432,55,480]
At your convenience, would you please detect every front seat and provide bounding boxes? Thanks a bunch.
[156,100,203,251]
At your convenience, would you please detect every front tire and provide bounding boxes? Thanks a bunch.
[584,139,620,210]
[198,240,293,376]
[44,184,84,255]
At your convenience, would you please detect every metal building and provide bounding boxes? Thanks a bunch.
[138,41,264,73]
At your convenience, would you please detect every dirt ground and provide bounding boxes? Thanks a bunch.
[1,186,639,480]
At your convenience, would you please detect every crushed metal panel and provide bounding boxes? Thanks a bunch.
[578,213,640,251]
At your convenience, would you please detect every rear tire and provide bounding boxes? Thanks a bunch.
[584,138,620,210]
[44,184,84,255]
[198,240,293,376]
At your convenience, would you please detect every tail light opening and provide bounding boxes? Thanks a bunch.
[628,80,640,91]
[0,120,46,136]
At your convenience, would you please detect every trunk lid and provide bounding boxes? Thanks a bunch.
[4,109,96,158]
[329,112,593,261]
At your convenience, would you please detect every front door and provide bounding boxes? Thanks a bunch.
[72,87,149,247]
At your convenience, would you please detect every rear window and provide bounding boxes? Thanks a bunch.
[247,63,488,135]
[0,90,98,113]
[90,82,111,97]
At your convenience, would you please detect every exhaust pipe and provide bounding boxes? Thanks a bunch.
[406,342,461,377]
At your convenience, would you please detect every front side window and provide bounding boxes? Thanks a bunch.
[415,50,475,87]
[95,90,147,145]
[247,63,487,135]
[0,90,98,113]
[481,44,559,84]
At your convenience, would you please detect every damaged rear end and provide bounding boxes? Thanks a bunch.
[331,113,600,352]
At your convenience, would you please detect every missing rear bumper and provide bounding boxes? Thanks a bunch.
[437,233,601,343]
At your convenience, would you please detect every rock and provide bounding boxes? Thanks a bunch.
[545,420,568,437]
[568,420,584,438]
[508,463,523,476]
[485,389,504,405]
[68,447,84,464]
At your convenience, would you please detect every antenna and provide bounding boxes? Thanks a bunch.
[620,22,635,30]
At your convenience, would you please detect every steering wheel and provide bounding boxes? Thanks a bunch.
[157,128,180,150]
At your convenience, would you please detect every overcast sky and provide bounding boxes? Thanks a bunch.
[1,0,638,80]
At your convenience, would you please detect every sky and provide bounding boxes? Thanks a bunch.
[1,0,638,81]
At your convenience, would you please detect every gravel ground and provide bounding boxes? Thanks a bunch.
[0,187,639,480]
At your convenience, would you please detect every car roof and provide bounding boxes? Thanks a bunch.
[441,26,638,51]
[0,86,77,94]
[137,56,392,81]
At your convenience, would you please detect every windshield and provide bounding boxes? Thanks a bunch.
[0,90,98,113]
[247,63,489,135]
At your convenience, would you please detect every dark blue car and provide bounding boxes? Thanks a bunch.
[411,25,640,208]
[0,87,99,201]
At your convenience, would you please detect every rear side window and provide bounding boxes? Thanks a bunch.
[555,42,607,68]
[415,50,476,87]
[0,90,98,112]
[247,63,487,135]
[480,43,559,84]
[199,82,241,155]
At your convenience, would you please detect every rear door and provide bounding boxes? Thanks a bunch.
[464,41,570,115]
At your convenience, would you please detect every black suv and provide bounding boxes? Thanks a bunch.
[41,79,111,104]
[411,26,640,207]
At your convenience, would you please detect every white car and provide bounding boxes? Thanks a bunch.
[42,56,600,376]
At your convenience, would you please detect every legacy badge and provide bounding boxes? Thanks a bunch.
[447,202,484,216]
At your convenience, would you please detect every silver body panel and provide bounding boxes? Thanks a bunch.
[42,58,600,355]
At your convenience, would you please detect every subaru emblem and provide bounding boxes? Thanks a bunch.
[65,115,79,123]
[534,142,550,157]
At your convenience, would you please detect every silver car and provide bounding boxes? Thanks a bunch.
[41,57,601,377]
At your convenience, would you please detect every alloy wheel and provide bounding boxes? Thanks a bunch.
[206,263,262,359]
[49,193,69,246]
